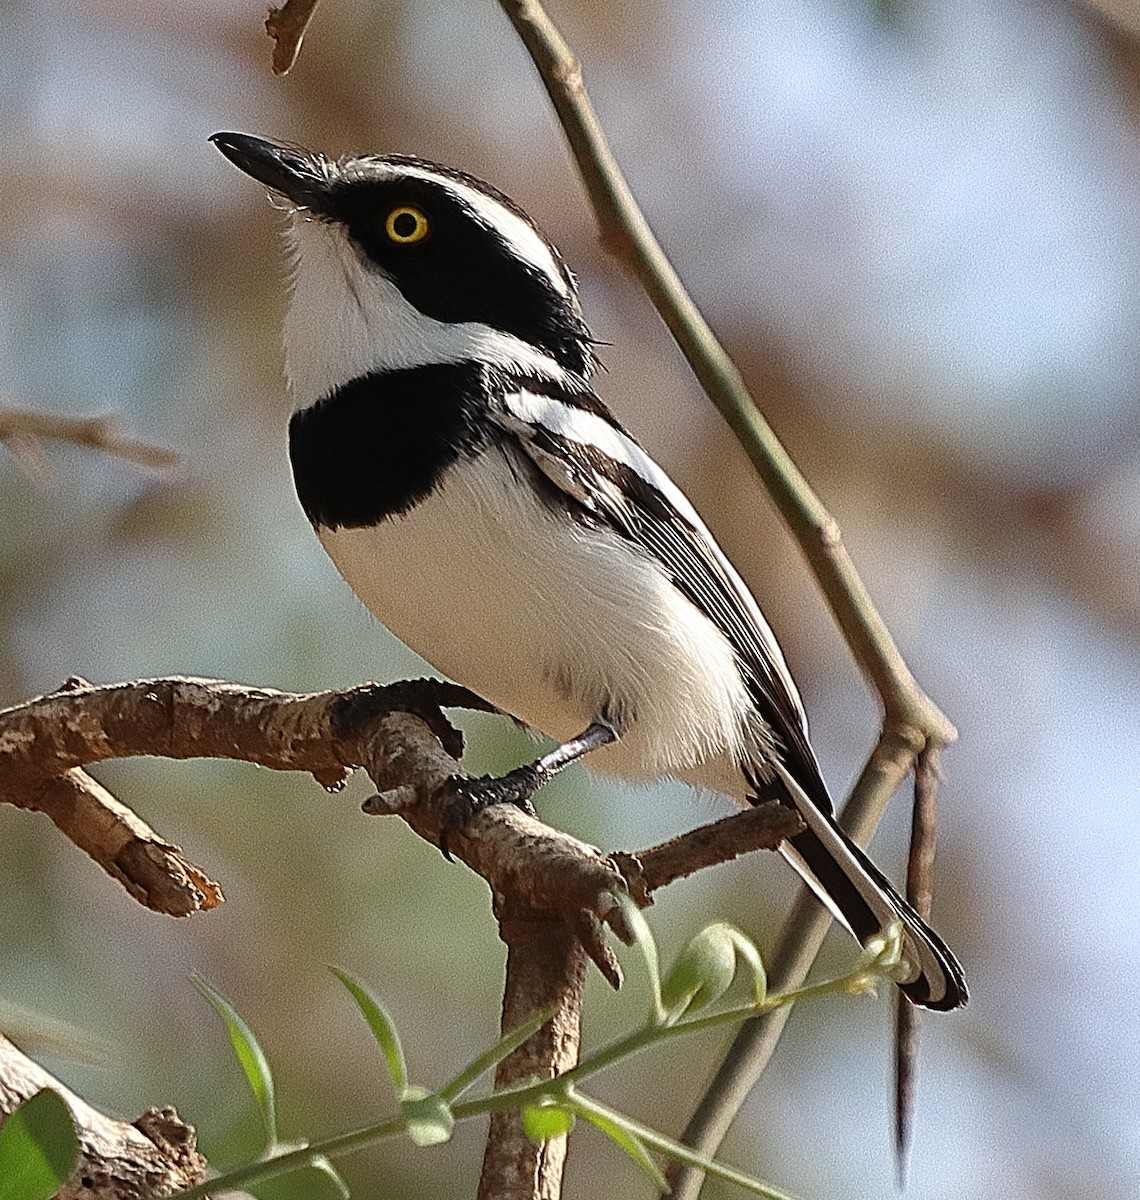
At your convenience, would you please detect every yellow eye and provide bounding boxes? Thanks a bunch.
[385,205,430,244]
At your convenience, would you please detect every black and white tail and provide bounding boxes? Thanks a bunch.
[773,765,967,1011]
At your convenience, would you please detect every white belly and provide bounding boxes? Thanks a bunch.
[317,445,752,796]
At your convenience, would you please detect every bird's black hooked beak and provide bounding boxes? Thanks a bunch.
[211,132,333,213]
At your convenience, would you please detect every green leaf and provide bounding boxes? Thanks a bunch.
[307,1153,351,1199]
[0,1090,80,1200]
[573,1098,669,1193]
[661,923,737,1022]
[400,1087,454,1147]
[521,1101,576,1141]
[727,927,767,1006]
[661,923,767,1022]
[615,892,665,1026]
[329,967,408,1097]
[439,1008,554,1102]
[191,974,277,1148]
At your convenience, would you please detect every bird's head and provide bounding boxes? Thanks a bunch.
[211,132,595,409]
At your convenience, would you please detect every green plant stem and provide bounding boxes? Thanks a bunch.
[566,1092,801,1200]
[439,1008,555,1102]
[560,975,858,1089]
[172,1117,406,1200]
[171,959,888,1200]
[450,958,889,1121]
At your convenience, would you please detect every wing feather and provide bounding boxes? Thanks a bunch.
[492,385,829,806]
[491,384,968,1010]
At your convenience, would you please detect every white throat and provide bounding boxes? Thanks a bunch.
[282,216,569,410]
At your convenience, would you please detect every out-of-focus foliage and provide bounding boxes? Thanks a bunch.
[0,1090,79,1200]
[2,2,1139,1198]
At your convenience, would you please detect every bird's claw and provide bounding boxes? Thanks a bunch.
[437,766,541,859]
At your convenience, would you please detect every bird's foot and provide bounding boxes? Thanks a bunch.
[437,765,541,859]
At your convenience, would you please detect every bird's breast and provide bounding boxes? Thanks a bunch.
[315,444,752,794]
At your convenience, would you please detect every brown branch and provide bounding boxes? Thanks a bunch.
[0,676,478,789]
[478,905,588,1200]
[894,744,942,1181]
[616,801,803,901]
[1,675,804,1200]
[465,809,800,1200]
[0,1036,207,1199]
[0,407,177,472]
[17,767,223,917]
[904,745,941,923]
[1,676,796,973]
[0,677,472,917]
[265,0,322,75]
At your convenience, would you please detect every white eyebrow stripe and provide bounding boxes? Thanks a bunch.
[347,158,572,300]
[282,217,578,411]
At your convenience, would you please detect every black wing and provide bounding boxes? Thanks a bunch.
[492,385,969,1011]
[491,385,831,809]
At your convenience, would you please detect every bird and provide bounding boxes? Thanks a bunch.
[211,131,967,1011]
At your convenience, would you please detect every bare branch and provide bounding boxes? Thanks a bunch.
[493,5,960,1188]
[265,0,322,75]
[894,744,943,1181]
[478,907,587,1200]
[905,745,942,920]
[0,1036,207,1199]
[0,677,473,915]
[0,676,470,796]
[616,801,802,900]
[16,767,223,917]
[0,671,766,1009]
[495,0,954,746]
[0,407,177,471]
[2,675,797,966]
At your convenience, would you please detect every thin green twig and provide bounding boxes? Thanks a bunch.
[170,957,889,1200]
[172,1116,405,1200]
[567,1091,801,1200]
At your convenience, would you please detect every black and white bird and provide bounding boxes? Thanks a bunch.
[211,131,966,1011]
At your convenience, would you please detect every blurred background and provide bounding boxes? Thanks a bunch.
[2,0,1139,1196]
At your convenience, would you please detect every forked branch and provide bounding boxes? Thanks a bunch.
[1,674,799,1199]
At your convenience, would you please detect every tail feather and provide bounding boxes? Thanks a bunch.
[772,765,967,1012]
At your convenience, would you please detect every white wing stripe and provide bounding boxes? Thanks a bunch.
[500,388,807,725]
